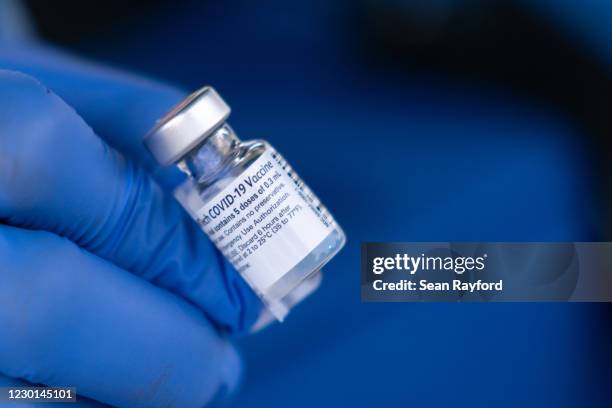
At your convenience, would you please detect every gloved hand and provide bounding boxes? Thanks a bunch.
[0,42,262,407]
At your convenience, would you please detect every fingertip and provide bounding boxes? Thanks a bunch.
[1,45,188,187]
[0,68,42,88]
[232,270,266,334]
[0,69,61,121]
[218,339,243,397]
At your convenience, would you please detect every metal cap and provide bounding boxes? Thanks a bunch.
[144,86,231,166]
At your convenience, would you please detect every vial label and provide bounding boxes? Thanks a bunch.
[192,148,334,292]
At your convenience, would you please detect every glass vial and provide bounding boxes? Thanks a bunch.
[144,87,346,323]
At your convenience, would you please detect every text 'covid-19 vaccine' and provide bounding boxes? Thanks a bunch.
[144,86,345,324]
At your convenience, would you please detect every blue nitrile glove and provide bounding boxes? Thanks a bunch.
[0,43,262,407]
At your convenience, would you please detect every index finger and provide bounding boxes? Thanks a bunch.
[0,42,185,189]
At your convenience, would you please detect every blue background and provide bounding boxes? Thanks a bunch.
[18,1,612,406]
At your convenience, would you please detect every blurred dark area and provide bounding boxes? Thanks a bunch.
[356,0,612,233]
[24,0,164,41]
[15,1,612,406]
[24,0,612,237]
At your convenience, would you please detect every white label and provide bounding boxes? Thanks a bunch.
[190,148,333,292]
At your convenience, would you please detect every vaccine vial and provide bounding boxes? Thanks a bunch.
[144,87,346,323]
